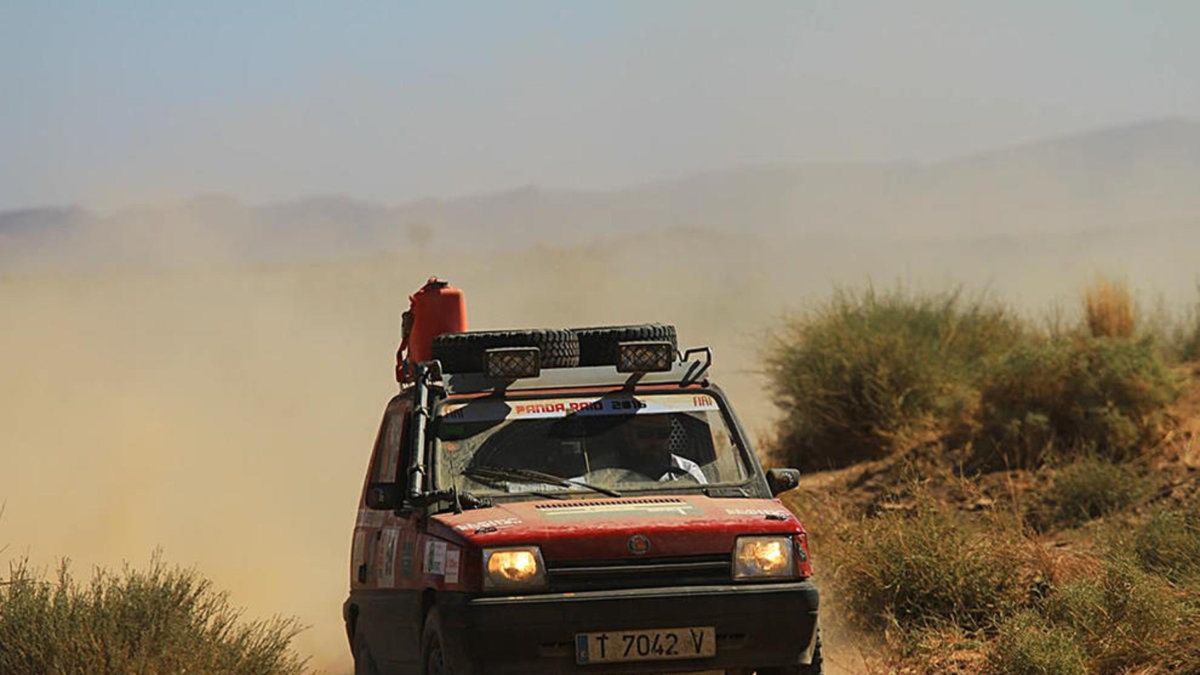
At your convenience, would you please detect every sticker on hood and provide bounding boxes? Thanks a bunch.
[454,516,522,532]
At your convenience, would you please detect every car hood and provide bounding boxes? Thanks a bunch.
[429,494,802,561]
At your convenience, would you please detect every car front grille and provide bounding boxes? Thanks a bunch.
[546,554,732,592]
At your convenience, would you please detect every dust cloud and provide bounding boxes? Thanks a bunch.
[2,221,1198,671]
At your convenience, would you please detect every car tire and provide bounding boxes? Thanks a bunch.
[756,630,823,675]
[422,607,472,675]
[353,633,380,675]
[570,324,678,366]
[431,329,580,373]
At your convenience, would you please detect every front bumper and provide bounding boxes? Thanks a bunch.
[439,581,819,675]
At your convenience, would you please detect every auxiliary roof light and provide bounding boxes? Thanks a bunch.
[616,341,676,373]
[483,347,542,379]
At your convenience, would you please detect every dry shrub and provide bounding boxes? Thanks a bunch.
[903,623,990,674]
[987,610,1087,675]
[1133,509,1200,586]
[1032,457,1148,530]
[802,482,1200,673]
[971,336,1179,469]
[765,287,1020,470]
[826,491,1024,637]
[1084,277,1135,339]
[767,284,1180,474]
[0,554,306,675]
[1045,558,1200,674]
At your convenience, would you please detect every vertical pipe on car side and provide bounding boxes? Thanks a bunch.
[408,362,430,503]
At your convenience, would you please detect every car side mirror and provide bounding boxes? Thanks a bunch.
[766,468,801,496]
[365,482,401,510]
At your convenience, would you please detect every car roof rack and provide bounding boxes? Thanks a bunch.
[437,346,713,395]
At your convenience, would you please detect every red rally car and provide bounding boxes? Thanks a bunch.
[344,281,821,675]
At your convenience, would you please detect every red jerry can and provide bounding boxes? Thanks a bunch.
[396,277,468,382]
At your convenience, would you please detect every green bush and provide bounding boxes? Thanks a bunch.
[766,287,1021,469]
[1134,509,1200,585]
[987,610,1087,675]
[972,336,1179,469]
[0,555,306,675]
[1035,458,1147,529]
[1046,558,1197,674]
[828,496,1021,634]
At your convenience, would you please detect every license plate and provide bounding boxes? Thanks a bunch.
[575,626,716,664]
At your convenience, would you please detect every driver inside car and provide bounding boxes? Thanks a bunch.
[619,414,708,484]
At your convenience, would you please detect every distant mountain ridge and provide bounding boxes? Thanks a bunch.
[4,118,1200,270]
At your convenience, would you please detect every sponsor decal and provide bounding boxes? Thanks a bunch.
[424,540,447,575]
[445,549,461,584]
[441,393,719,423]
[379,529,399,587]
[400,535,416,577]
[514,400,610,415]
[455,516,522,532]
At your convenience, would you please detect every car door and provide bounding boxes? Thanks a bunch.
[359,395,427,673]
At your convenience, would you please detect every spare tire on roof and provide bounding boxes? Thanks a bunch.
[431,329,580,373]
[570,324,678,367]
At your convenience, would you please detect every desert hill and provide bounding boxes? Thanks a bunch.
[4,118,1200,271]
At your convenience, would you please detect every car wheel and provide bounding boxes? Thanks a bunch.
[431,329,581,372]
[569,324,678,366]
[353,633,380,675]
[425,638,447,675]
[422,608,468,675]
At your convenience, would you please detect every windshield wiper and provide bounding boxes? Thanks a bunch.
[460,466,568,501]
[463,465,622,498]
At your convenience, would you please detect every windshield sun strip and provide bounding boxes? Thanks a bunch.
[428,389,759,496]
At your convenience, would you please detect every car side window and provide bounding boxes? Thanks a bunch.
[370,398,413,490]
[393,410,411,486]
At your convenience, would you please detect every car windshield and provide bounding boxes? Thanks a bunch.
[431,393,750,497]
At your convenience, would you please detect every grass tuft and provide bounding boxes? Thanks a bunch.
[767,284,1180,472]
[0,553,306,675]
[1046,557,1198,674]
[1034,457,1147,529]
[987,610,1087,675]
[1133,509,1200,586]
[827,490,1022,636]
[971,335,1179,469]
[765,286,1020,470]
[1083,277,1135,339]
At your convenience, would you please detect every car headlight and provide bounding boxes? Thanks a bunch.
[733,536,796,580]
[482,546,547,591]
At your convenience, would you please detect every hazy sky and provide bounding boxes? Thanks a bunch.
[3,1,1199,211]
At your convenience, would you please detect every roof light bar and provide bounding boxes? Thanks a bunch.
[484,347,541,379]
[616,341,676,373]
